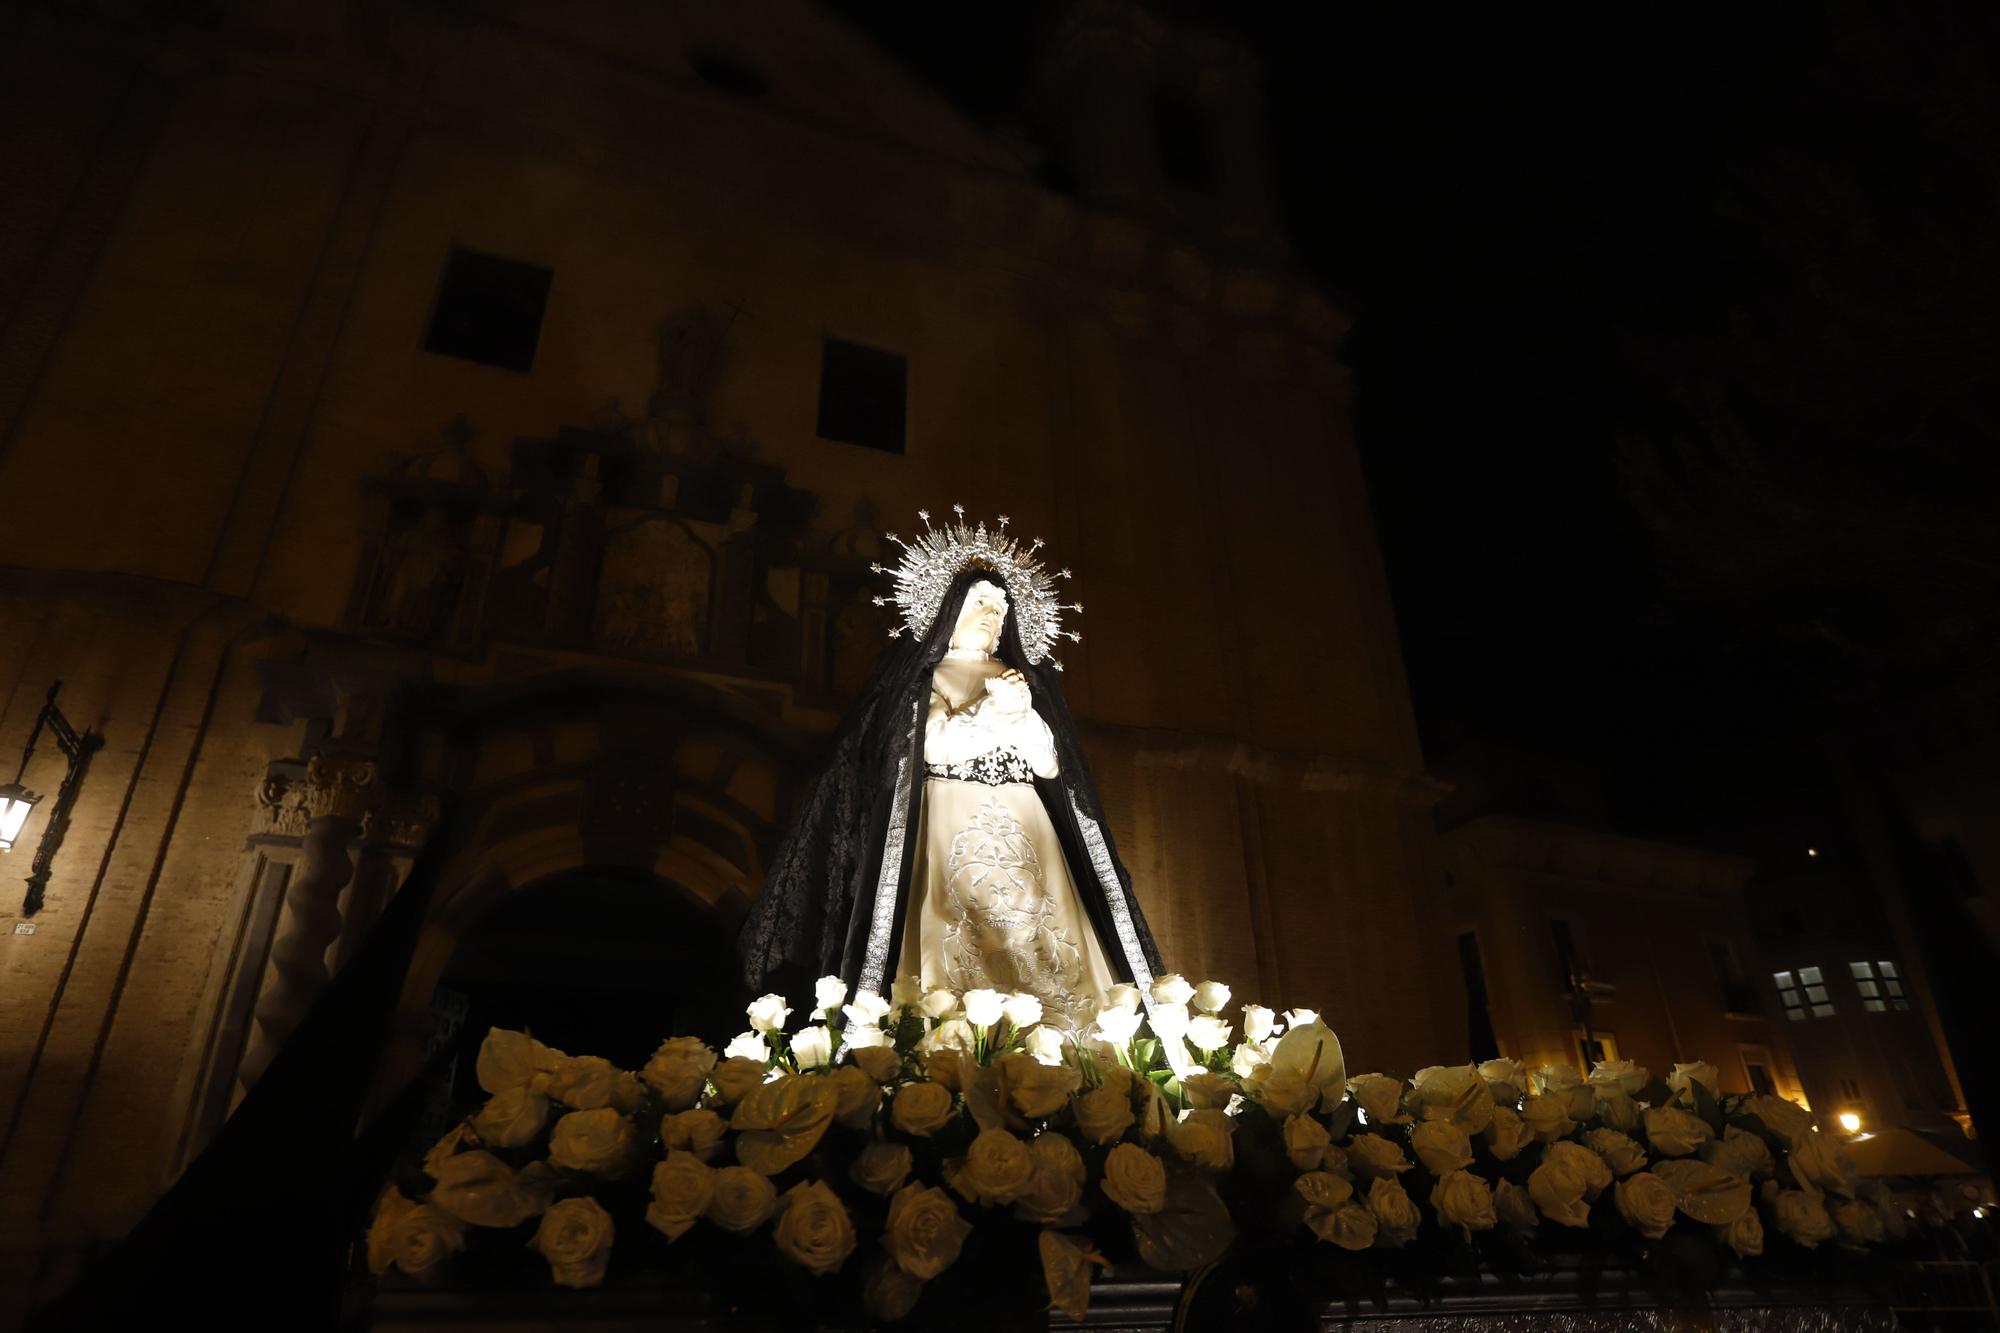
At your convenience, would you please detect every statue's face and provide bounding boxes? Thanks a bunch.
[950,581,1008,653]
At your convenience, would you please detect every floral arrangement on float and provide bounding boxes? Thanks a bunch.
[365,973,1909,1323]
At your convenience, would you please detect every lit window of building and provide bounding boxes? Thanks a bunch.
[1775,967,1835,1020]
[1849,960,1910,1013]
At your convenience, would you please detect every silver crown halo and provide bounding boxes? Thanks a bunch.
[869,505,1083,669]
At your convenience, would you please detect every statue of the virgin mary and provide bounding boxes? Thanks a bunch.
[739,510,1161,1029]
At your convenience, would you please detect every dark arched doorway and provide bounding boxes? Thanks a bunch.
[427,868,749,1122]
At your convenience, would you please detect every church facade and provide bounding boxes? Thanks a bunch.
[0,0,1454,1307]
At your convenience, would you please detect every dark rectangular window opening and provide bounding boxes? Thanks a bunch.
[1457,930,1498,1062]
[425,245,552,373]
[1155,93,1215,192]
[816,337,906,454]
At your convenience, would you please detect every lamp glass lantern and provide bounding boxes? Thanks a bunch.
[0,782,41,852]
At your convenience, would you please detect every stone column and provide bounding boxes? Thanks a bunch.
[235,756,376,1092]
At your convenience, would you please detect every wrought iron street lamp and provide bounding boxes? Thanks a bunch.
[5,682,102,916]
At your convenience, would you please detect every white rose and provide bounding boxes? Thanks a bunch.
[1247,1065,1317,1118]
[1616,1172,1678,1239]
[1643,1105,1713,1158]
[548,1055,622,1110]
[1346,1133,1412,1179]
[1717,1207,1765,1257]
[1001,992,1043,1030]
[723,1031,770,1064]
[1668,1061,1721,1100]
[1014,1132,1088,1223]
[707,1057,766,1107]
[1528,1153,1593,1229]
[1485,1104,1535,1161]
[747,993,792,1034]
[1584,1126,1649,1177]
[919,988,959,1020]
[1412,1120,1475,1174]
[1147,1002,1190,1043]
[1241,1005,1277,1043]
[945,1126,1035,1205]
[843,1023,890,1051]
[662,1108,728,1162]
[1283,1007,1320,1028]
[1830,1195,1885,1246]
[1430,1169,1498,1237]
[1192,980,1232,1014]
[772,1180,856,1276]
[1101,1142,1167,1214]
[1284,1113,1332,1170]
[1588,1058,1649,1096]
[1548,1139,1614,1198]
[844,990,894,1029]
[532,1197,614,1288]
[890,974,924,1009]
[1478,1058,1527,1096]
[1181,1072,1236,1111]
[1094,1005,1143,1046]
[470,1086,549,1148]
[1533,1063,1598,1120]
[474,1028,562,1098]
[1167,1108,1235,1170]
[1104,982,1143,1012]
[1150,973,1195,1006]
[1074,1083,1136,1145]
[997,1051,1081,1120]
[366,1190,465,1276]
[1186,1015,1233,1052]
[1347,1074,1410,1125]
[792,1025,834,1071]
[1230,1038,1274,1078]
[962,988,1005,1028]
[1409,1064,1496,1134]
[645,1150,715,1241]
[1368,1177,1422,1247]
[890,1080,956,1136]
[851,1140,914,1195]
[828,1065,882,1128]
[851,1044,904,1083]
[1520,1093,1573,1143]
[548,1108,637,1176]
[643,1036,718,1111]
[1702,1125,1774,1179]
[923,1047,962,1091]
[1022,1024,1069,1066]
[814,975,848,1012]
[884,1182,972,1280]
[925,1018,976,1055]
[708,1164,778,1233]
[1772,1188,1836,1248]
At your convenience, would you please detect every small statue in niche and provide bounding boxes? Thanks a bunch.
[647,301,742,438]
[376,508,467,638]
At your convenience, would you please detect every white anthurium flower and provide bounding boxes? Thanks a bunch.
[1001,992,1043,1031]
[1186,1015,1233,1052]
[792,1025,834,1070]
[842,1024,890,1050]
[746,994,792,1034]
[1094,1005,1144,1046]
[723,1031,770,1064]
[1150,974,1196,1007]
[1192,980,1232,1014]
[1240,1005,1277,1044]
[1229,1039,1273,1078]
[962,988,1006,1029]
[1283,1008,1320,1029]
[1270,1018,1346,1102]
[844,991,894,1029]
[814,976,849,1013]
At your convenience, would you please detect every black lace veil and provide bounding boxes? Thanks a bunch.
[738,565,1162,997]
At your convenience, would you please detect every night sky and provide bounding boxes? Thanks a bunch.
[837,2,2000,861]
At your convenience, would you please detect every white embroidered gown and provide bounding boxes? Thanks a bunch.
[894,652,1120,1030]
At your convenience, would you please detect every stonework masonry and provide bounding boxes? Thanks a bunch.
[0,1,1452,1312]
